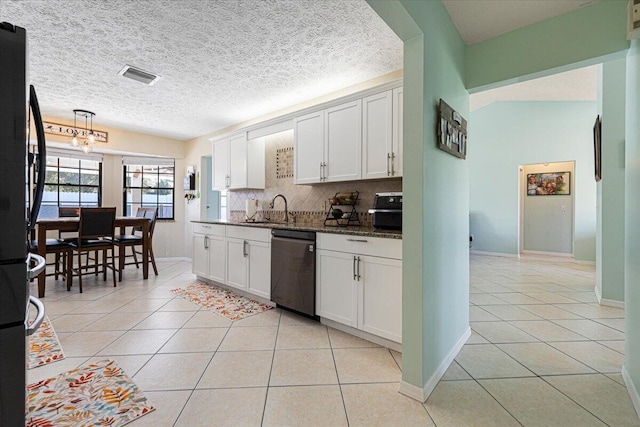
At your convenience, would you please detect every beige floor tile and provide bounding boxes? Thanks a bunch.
[554,303,625,319]
[280,310,319,326]
[466,331,490,344]
[157,298,202,311]
[593,317,625,332]
[84,354,152,377]
[327,327,380,349]
[455,344,535,379]
[81,311,151,331]
[133,310,196,329]
[71,298,131,314]
[556,291,599,303]
[176,388,267,426]
[270,349,338,386]
[50,313,107,333]
[217,326,278,351]
[442,360,472,380]
[97,329,176,355]
[425,380,520,426]
[481,305,543,321]
[276,325,330,349]
[516,304,582,319]
[523,292,580,304]
[59,330,125,357]
[263,385,347,427]
[333,348,401,383]
[197,350,273,388]
[342,383,433,426]
[544,374,640,426]
[469,306,501,321]
[480,377,606,426]
[116,298,172,312]
[492,293,546,305]
[38,300,89,315]
[551,319,625,340]
[158,327,227,353]
[605,373,626,386]
[182,310,233,328]
[133,352,213,391]
[497,342,595,375]
[390,349,402,369]
[27,357,88,384]
[231,308,281,327]
[133,390,191,427]
[509,320,588,341]
[472,283,513,293]
[470,321,538,343]
[548,341,625,373]
[469,294,510,305]
[598,340,625,354]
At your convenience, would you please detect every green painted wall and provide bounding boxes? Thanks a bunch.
[597,58,626,303]
[466,1,629,92]
[368,0,469,393]
[469,101,597,261]
[625,39,640,411]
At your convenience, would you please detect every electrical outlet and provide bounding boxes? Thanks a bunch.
[469,235,474,242]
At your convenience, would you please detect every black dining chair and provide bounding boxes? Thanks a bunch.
[28,238,73,290]
[70,207,117,293]
[111,207,158,281]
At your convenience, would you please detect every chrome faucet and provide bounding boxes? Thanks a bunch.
[269,194,288,223]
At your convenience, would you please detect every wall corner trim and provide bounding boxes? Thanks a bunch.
[622,366,640,419]
[595,285,625,308]
[398,327,471,403]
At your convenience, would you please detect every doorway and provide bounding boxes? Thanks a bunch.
[200,155,220,221]
[519,161,575,256]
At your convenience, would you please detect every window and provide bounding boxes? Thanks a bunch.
[40,151,102,219]
[123,157,175,220]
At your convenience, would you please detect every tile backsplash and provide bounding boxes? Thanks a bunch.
[227,129,402,222]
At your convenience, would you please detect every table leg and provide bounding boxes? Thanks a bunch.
[37,225,46,298]
[142,220,149,279]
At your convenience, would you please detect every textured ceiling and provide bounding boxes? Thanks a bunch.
[470,65,598,111]
[442,0,600,45]
[0,0,403,140]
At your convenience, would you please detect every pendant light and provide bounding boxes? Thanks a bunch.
[69,109,96,153]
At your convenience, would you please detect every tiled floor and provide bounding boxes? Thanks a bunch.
[29,255,640,426]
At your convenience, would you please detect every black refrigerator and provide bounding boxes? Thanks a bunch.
[0,22,48,426]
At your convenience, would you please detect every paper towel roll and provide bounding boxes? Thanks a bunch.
[246,199,258,220]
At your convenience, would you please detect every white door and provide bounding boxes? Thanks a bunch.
[392,87,403,177]
[358,255,402,343]
[294,110,324,184]
[247,240,271,299]
[362,91,393,179]
[226,238,248,290]
[522,162,574,255]
[228,133,247,189]
[212,140,228,190]
[207,234,226,284]
[324,100,362,182]
[317,249,358,327]
[192,234,209,276]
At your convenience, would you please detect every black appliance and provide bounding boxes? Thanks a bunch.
[0,22,47,426]
[270,229,316,317]
[368,192,403,230]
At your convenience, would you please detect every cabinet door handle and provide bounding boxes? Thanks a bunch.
[347,238,368,243]
[204,236,209,249]
[320,162,323,181]
[391,152,396,176]
[387,153,391,176]
[243,240,248,257]
[353,255,357,280]
[356,256,361,281]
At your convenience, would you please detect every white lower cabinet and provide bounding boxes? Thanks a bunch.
[192,234,209,277]
[226,237,248,291]
[316,233,402,343]
[192,224,226,284]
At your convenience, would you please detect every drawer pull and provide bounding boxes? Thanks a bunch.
[347,238,368,243]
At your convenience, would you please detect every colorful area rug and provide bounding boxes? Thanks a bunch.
[28,317,65,369]
[27,359,155,427]
[171,282,273,321]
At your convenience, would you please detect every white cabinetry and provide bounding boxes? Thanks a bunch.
[294,100,362,184]
[392,86,403,177]
[316,233,402,343]
[192,223,226,284]
[211,133,265,190]
[362,89,402,179]
[225,226,271,299]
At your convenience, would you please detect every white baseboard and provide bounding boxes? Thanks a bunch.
[399,327,471,402]
[157,257,191,263]
[470,250,518,258]
[521,249,573,258]
[594,285,625,308]
[622,366,640,420]
[320,318,401,353]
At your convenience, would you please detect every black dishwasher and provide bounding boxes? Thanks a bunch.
[270,229,316,317]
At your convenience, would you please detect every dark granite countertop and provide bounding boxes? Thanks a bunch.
[192,219,402,239]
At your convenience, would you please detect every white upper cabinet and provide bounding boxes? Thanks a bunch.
[362,91,393,179]
[392,87,403,177]
[294,110,324,184]
[211,133,265,190]
[324,100,362,182]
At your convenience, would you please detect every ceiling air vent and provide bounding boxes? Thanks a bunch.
[118,65,161,86]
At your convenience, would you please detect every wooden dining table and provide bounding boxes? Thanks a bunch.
[35,216,150,298]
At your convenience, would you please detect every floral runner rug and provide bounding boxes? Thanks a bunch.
[171,282,273,321]
[27,359,155,427]
[28,316,65,369]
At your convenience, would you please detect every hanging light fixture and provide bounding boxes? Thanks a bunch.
[69,109,96,153]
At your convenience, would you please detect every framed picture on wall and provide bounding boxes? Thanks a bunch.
[594,115,602,182]
[526,172,571,196]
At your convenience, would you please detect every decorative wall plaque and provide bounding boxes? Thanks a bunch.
[43,121,109,143]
